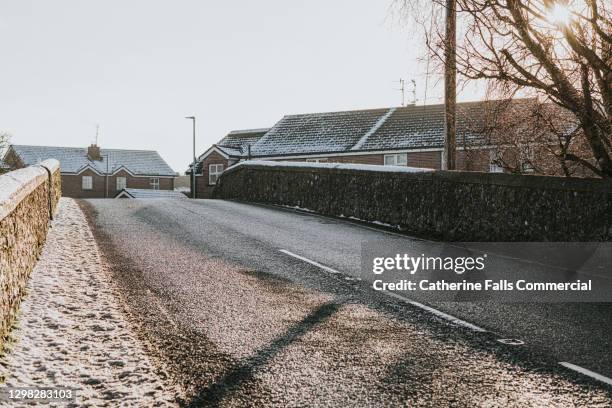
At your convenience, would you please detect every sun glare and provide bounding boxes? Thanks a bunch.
[547,3,573,26]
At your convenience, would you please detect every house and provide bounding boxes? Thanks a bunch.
[0,160,9,175]
[115,188,186,199]
[3,144,177,198]
[192,128,270,198]
[194,99,554,198]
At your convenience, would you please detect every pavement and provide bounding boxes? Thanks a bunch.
[0,198,177,407]
[81,198,612,407]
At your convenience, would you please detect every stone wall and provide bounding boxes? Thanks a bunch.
[213,161,612,241]
[0,159,61,348]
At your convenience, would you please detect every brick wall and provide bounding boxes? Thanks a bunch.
[406,151,442,169]
[196,151,230,198]
[457,149,491,172]
[266,151,442,169]
[213,161,612,242]
[61,171,174,198]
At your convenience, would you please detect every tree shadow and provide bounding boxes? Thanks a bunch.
[184,301,342,408]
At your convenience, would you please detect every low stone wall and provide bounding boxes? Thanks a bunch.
[0,159,61,347]
[213,161,612,241]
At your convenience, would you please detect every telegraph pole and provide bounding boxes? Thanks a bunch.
[443,0,457,170]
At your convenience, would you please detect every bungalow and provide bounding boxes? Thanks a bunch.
[192,128,270,198]
[194,99,563,198]
[0,160,9,175]
[3,143,177,198]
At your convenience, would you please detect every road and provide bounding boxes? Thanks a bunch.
[81,198,612,407]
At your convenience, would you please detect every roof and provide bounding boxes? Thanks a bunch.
[115,188,187,199]
[190,128,269,174]
[215,128,269,157]
[248,99,542,157]
[251,108,390,157]
[8,145,177,176]
[359,101,513,151]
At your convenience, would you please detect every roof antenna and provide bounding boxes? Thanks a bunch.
[95,124,100,145]
[394,78,406,107]
[411,79,417,105]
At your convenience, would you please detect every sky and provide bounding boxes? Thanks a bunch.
[0,0,485,172]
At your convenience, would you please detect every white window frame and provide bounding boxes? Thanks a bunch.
[209,164,224,185]
[519,145,535,173]
[150,177,160,190]
[116,176,127,191]
[489,151,504,173]
[82,176,93,190]
[384,153,408,166]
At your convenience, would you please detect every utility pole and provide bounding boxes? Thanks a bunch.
[443,0,457,170]
[185,116,197,199]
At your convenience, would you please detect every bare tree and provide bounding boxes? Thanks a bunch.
[465,98,594,176]
[395,0,611,177]
[0,132,11,173]
[0,132,10,156]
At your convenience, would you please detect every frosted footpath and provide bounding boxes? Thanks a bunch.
[0,198,177,407]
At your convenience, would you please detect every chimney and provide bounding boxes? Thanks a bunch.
[87,144,102,161]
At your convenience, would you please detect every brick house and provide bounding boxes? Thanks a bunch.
[0,160,9,175]
[192,129,269,198]
[193,99,567,198]
[3,144,177,198]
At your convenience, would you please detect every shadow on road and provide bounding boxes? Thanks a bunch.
[185,302,342,407]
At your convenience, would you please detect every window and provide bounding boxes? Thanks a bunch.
[519,146,535,173]
[489,151,504,173]
[116,177,127,191]
[82,176,93,190]
[384,154,408,166]
[209,164,224,185]
[150,177,160,190]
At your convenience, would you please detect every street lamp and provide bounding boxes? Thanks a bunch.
[185,116,196,199]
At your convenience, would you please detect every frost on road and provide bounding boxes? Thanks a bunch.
[83,199,612,408]
[0,198,177,407]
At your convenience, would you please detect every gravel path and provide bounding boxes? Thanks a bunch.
[0,198,177,407]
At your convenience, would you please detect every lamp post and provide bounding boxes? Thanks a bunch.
[185,116,196,199]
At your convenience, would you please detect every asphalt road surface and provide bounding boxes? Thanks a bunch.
[81,198,612,407]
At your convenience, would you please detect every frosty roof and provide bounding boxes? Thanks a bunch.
[247,99,539,157]
[8,145,177,176]
[250,108,390,157]
[216,128,270,156]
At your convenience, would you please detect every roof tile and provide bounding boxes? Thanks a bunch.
[9,145,176,176]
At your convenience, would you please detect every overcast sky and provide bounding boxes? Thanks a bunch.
[1,0,484,172]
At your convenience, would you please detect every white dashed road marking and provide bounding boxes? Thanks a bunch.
[280,249,612,388]
[559,362,612,386]
[279,249,487,333]
[280,249,343,275]
[383,291,487,333]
